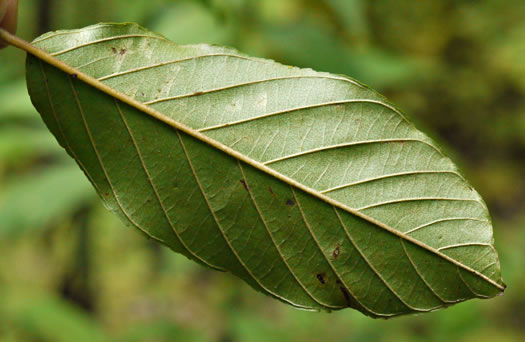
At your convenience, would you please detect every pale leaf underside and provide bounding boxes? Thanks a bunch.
[25,23,505,318]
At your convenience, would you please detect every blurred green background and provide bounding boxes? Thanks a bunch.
[1,0,524,341]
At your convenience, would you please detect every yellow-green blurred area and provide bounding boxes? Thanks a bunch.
[1,0,524,341]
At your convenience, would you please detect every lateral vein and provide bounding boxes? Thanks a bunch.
[238,161,342,309]
[334,207,428,312]
[320,170,463,194]
[291,189,391,317]
[67,78,162,244]
[400,239,451,304]
[405,217,489,235]
[50,34,167,56]
[38,60,100,193]
[198,99,414,134]
[356,197,483,211]
[176,132,311,310]
[263,138,440,165]
[115,100,225,271]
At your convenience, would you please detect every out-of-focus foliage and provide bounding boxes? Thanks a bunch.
[0,0,523,341]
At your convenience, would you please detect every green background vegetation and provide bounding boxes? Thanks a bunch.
[1,0,524,341]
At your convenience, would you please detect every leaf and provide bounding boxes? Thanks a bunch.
[24,23,505,318]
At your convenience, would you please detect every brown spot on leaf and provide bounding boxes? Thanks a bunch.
[192,91,204,96]
[240,179,249,192]
[71,73,77,79]
[268,186,275,197]
[340,286,352,306]
[336,280,352,306]
[119,48,127,55]
[333,246,340,259]
[111,47,117,54]
[285,199,294,206]
[316,273,326,285]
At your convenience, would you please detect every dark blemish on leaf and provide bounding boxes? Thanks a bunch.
[333,246,340,259]
[285,199,294,206]
[71,73,77,79]
[268,186,275,196]
[192,91,204,96]
[340,286,352,306]
[336,280,352,306]
[240,179,249,192]
[316,273,326,285]
[105,192,110,197]
[111,47,117,54]
[119,48,127,55]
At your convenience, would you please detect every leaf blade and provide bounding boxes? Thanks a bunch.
[25,23,505,318]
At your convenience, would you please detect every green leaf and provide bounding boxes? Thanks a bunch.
[24,23,505,318]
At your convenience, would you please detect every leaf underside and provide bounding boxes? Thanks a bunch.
[25,23,505,318]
